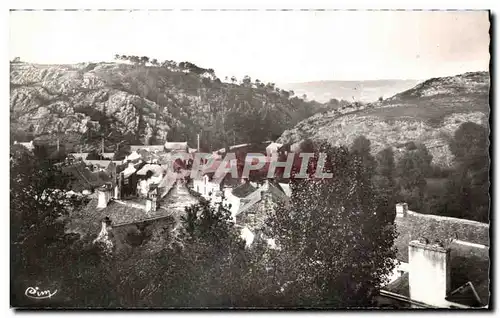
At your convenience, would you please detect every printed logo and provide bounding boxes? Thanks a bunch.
[25,286,58,300]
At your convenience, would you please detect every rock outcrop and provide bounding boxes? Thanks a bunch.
[277,72,490,167]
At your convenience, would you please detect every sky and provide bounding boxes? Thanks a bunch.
[9,10,490,83]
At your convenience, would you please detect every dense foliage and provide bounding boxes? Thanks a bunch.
[269,143,397,307]
[10,144,112,307]
[352,122,490,223]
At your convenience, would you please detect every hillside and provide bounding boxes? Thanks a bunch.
[10,59,323,152]
[278,79,420,103]
[277,72,490,167]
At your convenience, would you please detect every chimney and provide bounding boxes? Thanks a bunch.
[408,238,451,307]
[115,172,124,200]
[395,202,408,218]
[146,187,158,213]
[97,184,112,208]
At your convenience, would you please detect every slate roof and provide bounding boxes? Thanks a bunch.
[448,241,490,306]
[136,164,165,177]
[385,272,410,298]
[61,162,112,192]
[232,182,258,198]
[279,183,292,197]
[394,211,489,263]
[266,142,283,152]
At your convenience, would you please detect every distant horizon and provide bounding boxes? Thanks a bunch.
[10,59,488,84]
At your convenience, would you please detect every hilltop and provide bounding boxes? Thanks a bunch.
[10,58,324,152]
[278,79,420,103]
[277,72,490,167]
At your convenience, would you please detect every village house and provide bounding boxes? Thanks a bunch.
[376,203,490,308]
[13,140,35,151]
[233,179,288,229]
[68,166,198,255]
[136,164,165,197]
[61,161,112,194]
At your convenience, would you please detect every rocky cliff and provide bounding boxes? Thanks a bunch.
[277,72,490,167]
[10,61,321,152]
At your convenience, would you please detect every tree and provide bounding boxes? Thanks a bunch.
[374,147,397,223]
[350,136,376,174]
[114,198,278,307]
[242,75,252,87]
[376,147,395,181]
[443,122,490,222]
[450,122,489,170]
[268,143,397,307]
[396,144,432,210]
[10,144,115,307]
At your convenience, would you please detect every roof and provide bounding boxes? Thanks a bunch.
[136,164,165,177]
[14,140,35,151]
[261,179,288,200]
[446,282,483,307]
[232,182,257,198]
[164,142,188,151]
[385,272,410,298]
[125,151,142,162]
[135,149,166,163]
[68,153,89,160]
[69,198,153,235]
[394,211,489,263]
[61,162,112,192]
[279,183,292,197]
[266,142,283,150]
[122,164,138,178]
[191,159,235,178]
[130,145,165,152]
[383,240,490,307]
[236,180,289,216]
[448,240,490,306]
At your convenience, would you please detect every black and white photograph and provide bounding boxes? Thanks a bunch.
[8,7,491,310]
